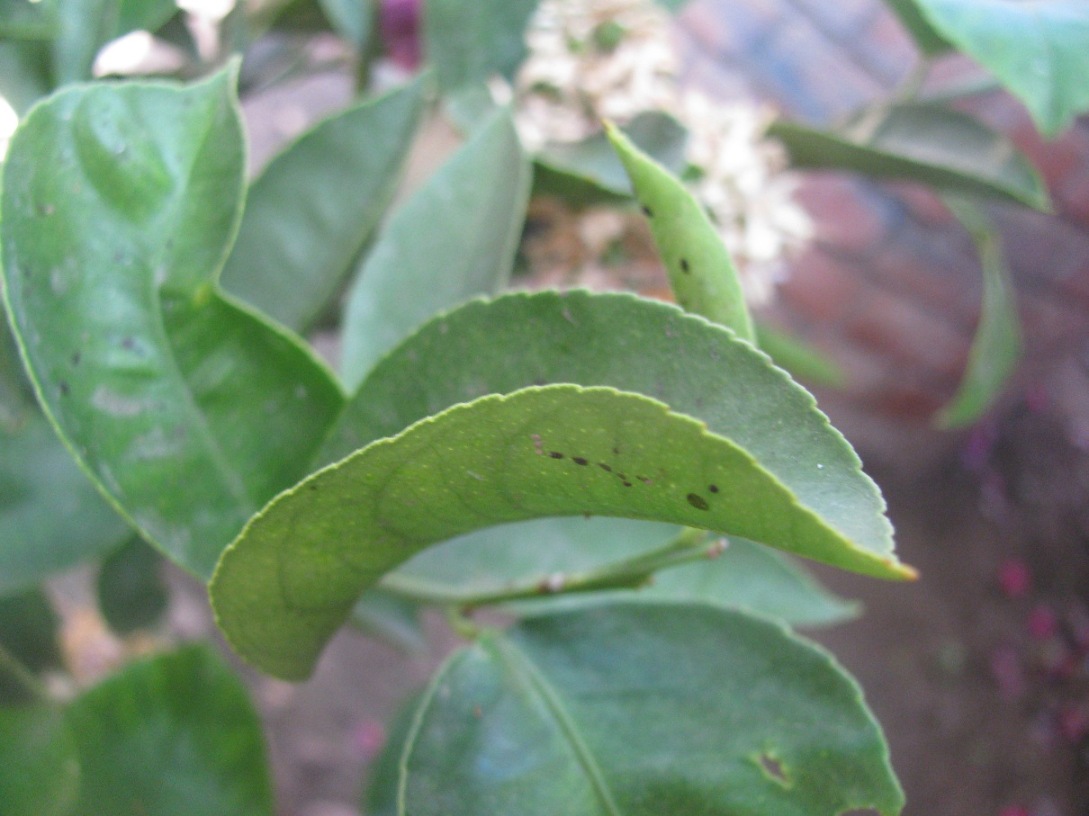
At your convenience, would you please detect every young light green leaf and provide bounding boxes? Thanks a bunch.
[0,415,130,596]
[96,536,169,636]
[0,704,79,816]
[771,102,1050,211]
[935,198,1021,428]
[339,107,530,389]
[533,112,689,206]
[605,121,756,342]
[423,0,539,92]
[221,76,425,333]
[64,645,273,816]
[1,68,344,579]
[397,603,903,816]
[385,517,857,627]
[214,383,912,680]
[903,0,1089,137]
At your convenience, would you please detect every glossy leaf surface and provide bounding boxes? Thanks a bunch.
[215,383,909,679]
[339,108,530,388]
[0,415,130,595]
[389,517,857,626]
[398,603,903,816]
[606,122,755,341]
[65,645,273,816]
[1,70,344,578]
[423,0,538,91]
[905,0,1089,136]
[935,198,1021,428]
[221,77,424,332]
[771,102,1050,210]
[0,704,79,816]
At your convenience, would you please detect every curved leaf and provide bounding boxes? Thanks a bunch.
[0,415,130,596]
[1,69,344,578]
[214,384,911,680]
[935,198,1021,428]
[423,0,538,92]
[387,517,857,627]
[65,645,273,816]
[397,603,903,816]
[220,77,425,333]
[882,0,953,55]
[339,107,530,388]
[907,0,1089,137]
[0,704,79,816]
[771,102,1050,210]
[606,122,755,341]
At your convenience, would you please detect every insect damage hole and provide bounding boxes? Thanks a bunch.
[755,751,791,788]
[680,258,690,273]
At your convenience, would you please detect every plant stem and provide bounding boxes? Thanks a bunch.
[895,58,932,103]
[0,640,50,702]
[379,527,724,610]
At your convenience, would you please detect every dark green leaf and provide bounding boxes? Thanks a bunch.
[318,0,375,48]
[423,0,538,92]
[0,40,53,113]
[400,603,903,815]
[0,704,79,816]
[1,69,344,578]
[0,0,58,40]
[935,198,1021,428]
[754,323,846,387]
[387,517,857,627]
[905,0,1089,136]
[65,645,273,816]
[533,112,689,206]
[0,587,62,704]
[607,122,756,341]
[881,0,953,55]
[51,0,180,84]
[0,415,130,596]
[96,537,169,636]
[339,108,530,388]
[771,102,1050,210]
[221,77,425,333]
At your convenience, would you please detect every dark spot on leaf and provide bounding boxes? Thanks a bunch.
[549,451,564,459]
[616,473,627,481]
[36,202,55,216]
[687,493,709,511]
[59,381,70,396]
[121,336,136,351]
[709,484,719,493]
[622,481,632,487]
[612,445,621,455]
[641,204,653,217]
[598,463,612,472]
[756,752,791,788]
[572,457,589,466]
[71,351,81,366]
[308,483,318,491]
[680,258,690,273]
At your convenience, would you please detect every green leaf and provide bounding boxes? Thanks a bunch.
[1,306,36,431]
[882,0,953,55]
[65,645,273,816]
[935,198,1021,428]
[0,0,58,40]
[318,0,374,49]
[51,0,180,85]
[0,704,79,816]
[339,108,530,389]
[350,589,428,654]
[0,415,130,596]
[423,0,539,92]
[606,122,756,342]
[905,0,1089,137]
[386,517,858,627]
[770,102,1051,210]
[0,587,62,704]
[398,603,903,816]
[0,40,53,113]
[221,77,425,333]
[754,323,846,388]
[96,537,169,636]
[1,68,344,579]
[533,112,689,206]
[215,386,909,680]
